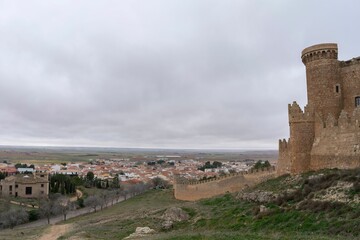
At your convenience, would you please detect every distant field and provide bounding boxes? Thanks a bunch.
[0,146,278,165]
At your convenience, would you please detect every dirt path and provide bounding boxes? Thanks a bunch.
[39,224,72,240]
[70,189,83,202]
[10,200,38,208]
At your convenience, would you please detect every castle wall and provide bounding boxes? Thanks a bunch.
[340,60,360,114]
[310,110,360,170]
[277,139,291,175]
[174,168,276,201]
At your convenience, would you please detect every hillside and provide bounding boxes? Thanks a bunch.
[1,168,359,240]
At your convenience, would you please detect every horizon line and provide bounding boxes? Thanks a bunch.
[0,144,277,152]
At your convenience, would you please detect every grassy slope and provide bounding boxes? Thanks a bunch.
[2,168,359,240]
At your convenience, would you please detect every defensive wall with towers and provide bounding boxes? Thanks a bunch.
[278,43,360,175]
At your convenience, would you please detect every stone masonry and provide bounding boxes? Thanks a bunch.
[278,43,360,175]
[174,167,276,201]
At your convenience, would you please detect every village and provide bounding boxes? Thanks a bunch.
[0,154,264,200]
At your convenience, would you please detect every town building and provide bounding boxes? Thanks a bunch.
[0,172,49,198]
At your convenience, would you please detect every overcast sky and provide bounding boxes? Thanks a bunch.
[0,0,359,149]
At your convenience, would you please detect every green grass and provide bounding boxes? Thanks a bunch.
[62,186,359,239]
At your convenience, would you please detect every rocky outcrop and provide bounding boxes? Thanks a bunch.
[160,207,189,230]
[124,227,155,239]
[237,190,278,203]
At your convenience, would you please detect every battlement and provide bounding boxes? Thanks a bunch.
[174,167,276,201]
[288,102,314,123]
[175,166,275,186]
[301,43,338,64]
[340,57,360,68]
[316,109,360,132]
[279,138,290,151]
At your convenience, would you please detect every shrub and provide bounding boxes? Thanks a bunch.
[28,209,40,221]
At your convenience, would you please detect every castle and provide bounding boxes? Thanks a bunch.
[278,43,360,175]
[174,43,360,201]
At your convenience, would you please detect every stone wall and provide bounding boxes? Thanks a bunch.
[174,168,276,201]
[310,109,360,170]
[288,102,315,174]
[277,139,291,175]
[340,59,360,114]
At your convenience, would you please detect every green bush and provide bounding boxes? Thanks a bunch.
[28,209,40,222]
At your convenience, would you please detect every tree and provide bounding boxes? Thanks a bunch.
[151,177,170,189]
[15,163,28,169]
[86,171,95,182]
[38,194,62,224]
[0,172,6,180]
[99,192,109,210]
[107,191,116,206]
[110,176,120,189]
[38,199,54,224]
[252,160,271,170]
[56,196,72,221]
[198,161,221,171]
[49,174,76,195]
[84,195,101,212]
[121,189,129,200]
[157,160,165,165]
[0,208,28,229]
[213,161,222,168]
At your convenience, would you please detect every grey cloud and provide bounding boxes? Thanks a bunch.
[0,0,359,149]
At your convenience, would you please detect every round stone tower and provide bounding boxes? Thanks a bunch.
[301,43,342,121]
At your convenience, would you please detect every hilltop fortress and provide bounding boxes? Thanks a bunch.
[175,43,360,201]
[278,43,360,175]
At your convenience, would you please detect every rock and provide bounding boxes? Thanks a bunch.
[135,227,155,234]
[259,205,268,213]
[160,207,189,230]
[124,227,155,239]
[161,207,189,222]
[237,190,277,203]
[161,220,173,230]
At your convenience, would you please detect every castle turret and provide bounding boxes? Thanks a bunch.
[301,43,342,124]
[287,102,315,174]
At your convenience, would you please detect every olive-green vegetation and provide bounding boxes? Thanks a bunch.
[252,160,271,170]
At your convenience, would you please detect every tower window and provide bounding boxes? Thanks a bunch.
[356,97,360,107]
[335,85,340,93]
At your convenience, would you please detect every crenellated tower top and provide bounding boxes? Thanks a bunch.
[301,43,338,64]
[288,101,314,123]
